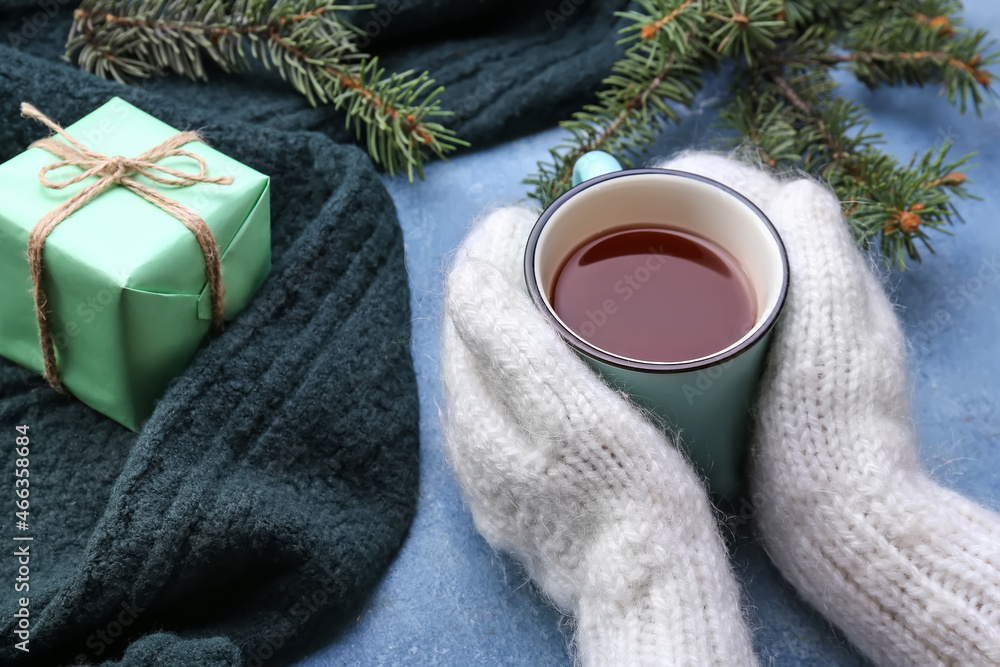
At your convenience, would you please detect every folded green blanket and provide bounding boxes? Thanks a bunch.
[0,1,628,664]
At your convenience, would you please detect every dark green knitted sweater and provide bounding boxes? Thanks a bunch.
[0,1,629,664]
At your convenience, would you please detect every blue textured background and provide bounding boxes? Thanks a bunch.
[295,2,1000,664]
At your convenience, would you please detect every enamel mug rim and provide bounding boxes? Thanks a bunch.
[523,167,790,374]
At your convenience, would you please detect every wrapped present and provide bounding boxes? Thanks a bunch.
[0,97,271,430]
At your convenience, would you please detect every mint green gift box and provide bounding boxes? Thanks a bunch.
[0,97,271,430]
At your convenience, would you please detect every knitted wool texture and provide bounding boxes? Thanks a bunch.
[441,152,1000,666]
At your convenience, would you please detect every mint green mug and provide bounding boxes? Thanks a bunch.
[523,151,789,499]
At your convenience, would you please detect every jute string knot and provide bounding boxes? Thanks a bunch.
[20,102,235,395]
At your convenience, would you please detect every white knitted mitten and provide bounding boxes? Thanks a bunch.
[441,206,758,665]
[442,152,1000,666]
[659,156,1000,667]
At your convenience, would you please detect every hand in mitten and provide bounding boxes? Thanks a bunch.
[442,152,1000,666]
[669,155,1000,666]
[441,206,758,665]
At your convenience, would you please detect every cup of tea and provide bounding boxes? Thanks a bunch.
[523,151,789,499]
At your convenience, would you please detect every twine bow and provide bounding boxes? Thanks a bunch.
[20,102,234,394]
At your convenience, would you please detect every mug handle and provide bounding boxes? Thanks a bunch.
[572,151,624,186]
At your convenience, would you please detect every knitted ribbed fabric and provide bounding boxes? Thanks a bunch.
[441,152,1000,666]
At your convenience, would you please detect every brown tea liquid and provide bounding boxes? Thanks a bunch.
[551,226,756,362]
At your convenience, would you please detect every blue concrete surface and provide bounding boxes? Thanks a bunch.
[295,3,1000,664]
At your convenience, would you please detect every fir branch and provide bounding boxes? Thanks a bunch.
[65,0,466,180]
[527,0,998,269]
[834,142,974,269]
[526,50,700,204]
[527,0,707,203]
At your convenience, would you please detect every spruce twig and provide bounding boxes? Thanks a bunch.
[527,0,998,269]
[525,0,706,204]
[65,0,467,180]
